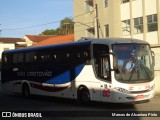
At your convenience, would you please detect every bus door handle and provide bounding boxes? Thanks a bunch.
[13,68,19,72]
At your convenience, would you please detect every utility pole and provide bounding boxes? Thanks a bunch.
[94,3,99,38]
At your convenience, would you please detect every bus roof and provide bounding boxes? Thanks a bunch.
[88,38,148,45]
[2,38,149,54]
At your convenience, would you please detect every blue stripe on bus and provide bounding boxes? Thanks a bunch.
[46,65,84,84]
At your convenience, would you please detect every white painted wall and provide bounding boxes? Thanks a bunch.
[146,32,158,44]
[0,43,15,81]
[121,3,130,20]
[0,43,15,60]
[24,36,33,46]
[151,47,160,95]
[133,33,144,40]
[132,0,143,18]
[145,0,157,15]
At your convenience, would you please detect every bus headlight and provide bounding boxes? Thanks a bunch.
[115,87,131,94]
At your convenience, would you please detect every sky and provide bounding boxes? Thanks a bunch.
[0,0,73,38]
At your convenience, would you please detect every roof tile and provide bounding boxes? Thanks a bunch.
[0,38,25,43]
[25,35,56,42]
[32,34,74,46]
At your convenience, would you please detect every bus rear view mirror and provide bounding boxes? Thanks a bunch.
[109,52,119,72]
[151,51,155,66]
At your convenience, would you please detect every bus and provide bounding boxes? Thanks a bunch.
[1,38,155,103]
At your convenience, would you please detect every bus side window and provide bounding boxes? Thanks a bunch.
[13,53,24,64]
[2,55,9,70]
[25,52,37,63]
[74,46,91,65]
[53,54,57,62]
[66,53,70,61]
[3,55,8,64]
[13,54,18,64]
[40,54,50,62]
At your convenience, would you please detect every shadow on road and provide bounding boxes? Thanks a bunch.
[1,93,139,111]
[0,93,148,120]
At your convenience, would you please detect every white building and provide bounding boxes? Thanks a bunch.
[24,35,56,46]
[74,0,160,44]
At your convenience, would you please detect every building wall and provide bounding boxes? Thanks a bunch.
[151,47,160,95]
[74,0,160,43]
[74,0,95,41]
[0,43,15,61]
[74,0,122,40]
[120,0,159,43]
[24,36,34,46]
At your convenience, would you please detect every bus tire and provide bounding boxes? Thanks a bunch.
[22,84,30,98]
[77,86,90,105]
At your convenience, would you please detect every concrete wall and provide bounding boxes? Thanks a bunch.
[154,71,160,95]
[24,36,34,46]
[0,43,15,81]
[74,0,160,42]
[0,43,15,60]
[74,0,94,40]
[151,47,160,95]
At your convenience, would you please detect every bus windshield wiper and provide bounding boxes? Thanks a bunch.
[139,63,152,81]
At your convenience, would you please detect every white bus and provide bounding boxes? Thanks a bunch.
[1,38,155,103]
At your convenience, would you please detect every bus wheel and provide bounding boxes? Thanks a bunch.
[22,84,30,98]
[78,87,90,105]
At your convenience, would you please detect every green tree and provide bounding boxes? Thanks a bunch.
[60,17,74,35]
[41,29,56,35]
[41,17,74,35]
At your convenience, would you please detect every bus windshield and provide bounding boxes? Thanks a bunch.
[113,44,154,83]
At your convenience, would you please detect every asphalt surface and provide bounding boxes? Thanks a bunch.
[0,82,159,120]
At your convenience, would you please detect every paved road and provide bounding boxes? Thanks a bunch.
[0,82,159,120]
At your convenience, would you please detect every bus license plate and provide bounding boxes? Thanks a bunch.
[136,95,144,99]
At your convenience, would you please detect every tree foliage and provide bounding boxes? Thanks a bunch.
[41,17,74,35]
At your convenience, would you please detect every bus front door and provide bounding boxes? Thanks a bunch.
[99,54,112,102]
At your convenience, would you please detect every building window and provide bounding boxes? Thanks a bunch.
[87,27,95,38]
[121,0,130,4]
[122,19,131,35]
[85,0,93,13]
[25,52,37,63]
[104,0,108,7]
[147,14,158,32]
[104,24,109,37]
[134,17,143,34]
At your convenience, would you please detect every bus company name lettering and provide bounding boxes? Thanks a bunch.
[17,71,52,77]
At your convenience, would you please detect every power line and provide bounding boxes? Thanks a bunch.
[2,20,61,31]
[2,14,90,31]
[2,13,90,31]
[73,13,88,19]
[2,0,93,32]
